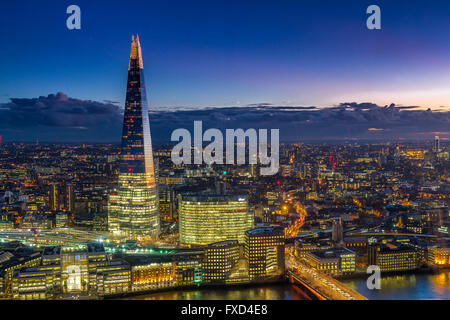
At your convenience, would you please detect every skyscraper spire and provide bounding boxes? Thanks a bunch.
[129,34,144,70]
[109,35,159,241]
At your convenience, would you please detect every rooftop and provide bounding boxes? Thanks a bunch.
[246,227,284,236]
[309,247,356,260]
[180,194,248,202]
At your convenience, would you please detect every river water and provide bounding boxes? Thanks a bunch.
[123,271,449,300]
[341,271,450,300]
[122,283,308,300]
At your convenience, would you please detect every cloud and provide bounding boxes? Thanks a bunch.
[0,92,123,142]
[149,102,450,142]
[0,94,449,143]
[1,92,123,127]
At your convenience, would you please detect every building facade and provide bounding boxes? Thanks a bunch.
[178,194,253,246]
[108,35,160,241]
[368,242,418,272]
[203,240,240,283]
[306,247,356,276]
[244,227,285,280]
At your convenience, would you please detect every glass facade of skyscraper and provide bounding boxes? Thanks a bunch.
[178,194,253,246]
[108,35,160,240]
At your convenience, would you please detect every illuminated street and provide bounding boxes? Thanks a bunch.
[286,250,366,300]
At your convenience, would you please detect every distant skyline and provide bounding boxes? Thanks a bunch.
[0,93,448,143]
[0,0,449,142]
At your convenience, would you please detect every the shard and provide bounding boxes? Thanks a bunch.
[108,35,160,240]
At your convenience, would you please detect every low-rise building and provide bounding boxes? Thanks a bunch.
[368,242,417,272]
[306,247,356,276]
[428,246,450,268]
[11,267,56,300]
[203,240,240,284]
[96,260,131,296]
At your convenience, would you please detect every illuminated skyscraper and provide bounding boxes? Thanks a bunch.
[49,183,59,212]
[62,184,74,213]
[434,135,440,153]
[108,35,160,240]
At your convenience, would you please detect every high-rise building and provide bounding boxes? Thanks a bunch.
[159,185,176,222]
[332,217,344,244]
[49,183,59,212]
[48,183,74,213]
[108,35,160,240]
[434,135,440,153]
[62,184,74,213]
[244,227,285,279]
[178,194,253,246]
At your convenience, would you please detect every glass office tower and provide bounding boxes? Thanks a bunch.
[108,35,160,241]
[178,194,253,246]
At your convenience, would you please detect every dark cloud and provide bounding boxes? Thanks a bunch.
[1,92,122,128]
[0,92,123,142]
[149,102,449,142]
[0,93,449,143]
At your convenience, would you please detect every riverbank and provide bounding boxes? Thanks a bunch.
[111,269,449,300]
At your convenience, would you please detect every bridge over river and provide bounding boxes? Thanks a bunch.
[286,253,367,300]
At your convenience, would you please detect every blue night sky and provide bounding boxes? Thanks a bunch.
[0,0,449,142]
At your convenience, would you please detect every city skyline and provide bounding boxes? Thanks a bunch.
[0,94,449,143]
[0,0,449,305]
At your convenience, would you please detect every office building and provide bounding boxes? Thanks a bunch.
[95,260,131,296]
[178,194,253,246]
[368,242,417,272]
[306,247,356,275]
[55,212,68,228]
[244,227,285,280]
[11,267,56,300]
[203,240,240,283]
[159,185,176,221]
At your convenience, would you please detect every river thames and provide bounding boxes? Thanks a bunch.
[123,271,449,300]
[341,270,450,300]
[122,283,309,300]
